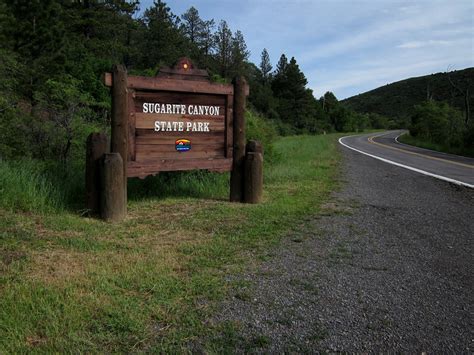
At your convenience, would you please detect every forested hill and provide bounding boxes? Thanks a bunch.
[342,68,474,125]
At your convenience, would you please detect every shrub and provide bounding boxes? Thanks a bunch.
[410,101,465,147]
[368,113,389,129]
[245,109,279,163]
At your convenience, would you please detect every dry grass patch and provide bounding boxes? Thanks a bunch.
[27,250,96,285]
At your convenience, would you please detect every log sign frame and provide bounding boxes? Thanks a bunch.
[90,58,259,222]
[103,57,242,178]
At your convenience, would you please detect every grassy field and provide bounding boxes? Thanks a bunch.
[398,133,474,158]
[0,133,343,352]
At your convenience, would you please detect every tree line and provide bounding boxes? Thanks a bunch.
[0,0,384,165]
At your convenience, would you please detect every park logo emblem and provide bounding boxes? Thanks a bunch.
[175,139,191,151]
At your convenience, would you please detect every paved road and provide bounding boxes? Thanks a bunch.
[211,140,473,352]
[340,130,474,188]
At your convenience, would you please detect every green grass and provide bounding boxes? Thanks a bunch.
[0,160,65,212]
[0,133,344,352]
[398,133,474,157]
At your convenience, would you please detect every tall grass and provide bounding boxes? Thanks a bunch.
[0,160,66,212]
[128,170,230,201]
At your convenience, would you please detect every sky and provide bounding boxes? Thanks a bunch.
[138,0,474,99]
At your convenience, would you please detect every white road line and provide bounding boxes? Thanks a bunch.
[339,135,474,189]
[394,132,404,144]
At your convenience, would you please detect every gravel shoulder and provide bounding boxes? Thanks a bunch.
[211,145,474,352]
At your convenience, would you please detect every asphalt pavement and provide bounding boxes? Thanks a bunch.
[340,130,474,188]
[210,137,474,352]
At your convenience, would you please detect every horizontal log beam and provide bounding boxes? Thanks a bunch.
[104,73,234,95]
[134,112,225,121]
[127,158,232,177]
[135,149,224,161]
[136,135,224,145]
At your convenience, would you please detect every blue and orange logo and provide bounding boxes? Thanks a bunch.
[175,139,191,151]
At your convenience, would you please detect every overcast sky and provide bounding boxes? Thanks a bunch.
[139,0,473,99]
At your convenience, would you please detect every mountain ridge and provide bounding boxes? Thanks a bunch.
[342,67,473,125]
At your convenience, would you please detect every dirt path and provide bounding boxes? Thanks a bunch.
[211,146,473,352]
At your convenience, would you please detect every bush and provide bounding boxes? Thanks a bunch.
[368,113,389,129]
[33,75,106,163]
[245,109,280,163]
[410,101,465,147]
[271,119,297,136]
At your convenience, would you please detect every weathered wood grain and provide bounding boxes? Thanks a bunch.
[135,115,225,130]
[85,132,109,215]
[136,134,224,145]
[136,149,224,161]
[134,92,226,110]
[230,76,247,202]
[105,58,236,178]
[127,158,232,177]
[128,89,136,161]
[135,129,224,137]
[100,153,125,222]
[111,64,128,206]
[225,94,233,158]
[137,143,223,152]
[243,141,263,204]
[104,74,233,95]
[134,112,225,121]
[129,76,233,95]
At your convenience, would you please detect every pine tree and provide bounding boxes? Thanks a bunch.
[260,48,272,83]
[141,0,187,68]
[320,91,338,113]
[61,0,139,106]
[272,56,318,129]
[179,6,217,69]
[285,57,307,95]
[230,30,249,77]
[271,54,288,96]
[180,6,203,44]
[4,0,66,96]
[214,20,233,78]
[275,54,288,75]
[200,19,215,56]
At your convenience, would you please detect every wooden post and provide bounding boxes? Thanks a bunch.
[85,132,109,215]
[230,76,247,202]
[245,140,263,155]
[100,153,125,222]
[243,140,263,204]
[111,64,128,213]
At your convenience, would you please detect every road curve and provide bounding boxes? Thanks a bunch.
[212,136,473,352]
[339,130,474,188]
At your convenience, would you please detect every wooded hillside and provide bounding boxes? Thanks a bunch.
[342,68,473,126]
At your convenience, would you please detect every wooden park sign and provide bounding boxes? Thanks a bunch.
[103,57,240,177]
[86,58,263,222]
